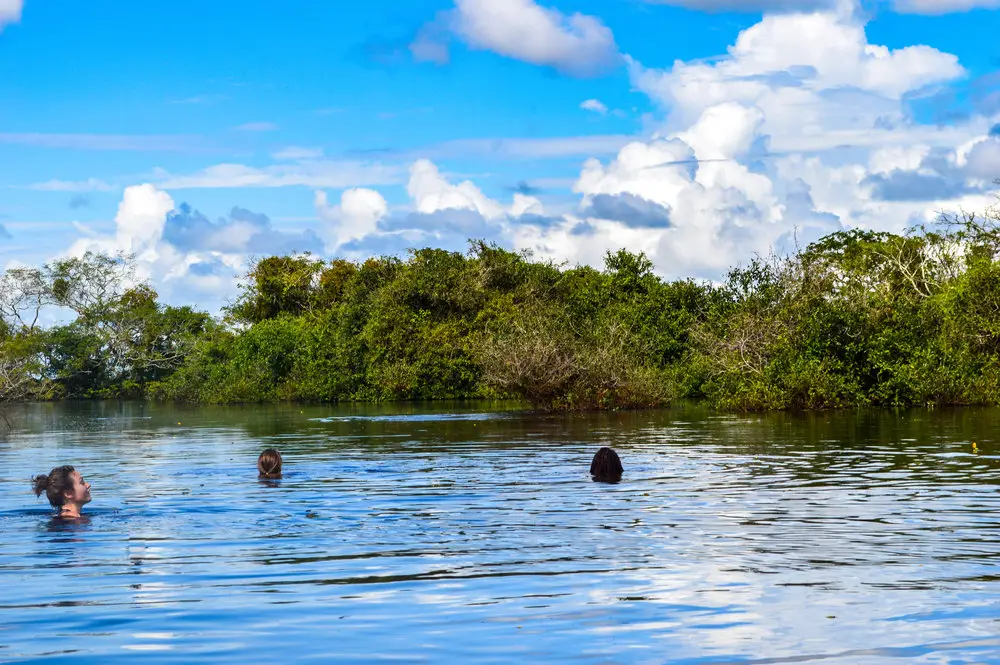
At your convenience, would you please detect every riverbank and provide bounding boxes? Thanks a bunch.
[5,212,1000,412]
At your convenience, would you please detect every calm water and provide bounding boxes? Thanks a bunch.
[3,402,1000,664]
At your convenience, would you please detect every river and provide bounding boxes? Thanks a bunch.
[2,401,1000,663]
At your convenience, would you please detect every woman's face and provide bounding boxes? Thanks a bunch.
[64,471,91,506]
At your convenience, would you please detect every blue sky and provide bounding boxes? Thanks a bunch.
[1,0,998,311]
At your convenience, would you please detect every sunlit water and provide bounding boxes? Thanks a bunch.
[3,402,1000,664]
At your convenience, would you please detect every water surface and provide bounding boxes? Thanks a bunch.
[2,402,1000,664]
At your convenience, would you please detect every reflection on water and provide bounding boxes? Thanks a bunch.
[310,412,507,423]
[2,401,1000,663]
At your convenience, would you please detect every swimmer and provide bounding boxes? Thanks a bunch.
[257,448,283,479]
[590,447,623,482]
[31,465,91,518]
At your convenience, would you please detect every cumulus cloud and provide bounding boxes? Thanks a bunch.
[862,170,962,201]
[314,159,550,259]
[582,193,673,228]
[575,138,698,205]
[412,0,621,77]
[0,0,22,28]
[564,127,801,277]
[965,137,1000,179]
[314,187,389,250]
[858,143,999,201]
[164,205,324,255]
[510,192,545,217]
[628,8,965,143]
[57,1,1000,305]
[64,184,328,312]
[335,210,501,257]
[580,99,608,115]
[408,159,506,220]
[409,2,991,281]
[112,184,176,254]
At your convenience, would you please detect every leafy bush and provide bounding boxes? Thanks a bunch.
[8,193,1000,412]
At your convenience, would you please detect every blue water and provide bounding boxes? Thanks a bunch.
[3,402,1000,663]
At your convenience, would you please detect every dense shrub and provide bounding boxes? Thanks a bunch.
[7,194,1000,411]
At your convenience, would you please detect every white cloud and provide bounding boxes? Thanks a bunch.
[413,0,621,77]
[708,10,963,120]
[113,184,175,254]
[310,159,552,259]
[164,204,324,256]
[642,0,839,10]
[627,9,965,152]
[644,0,1000,13]
[66,185,185,300]
[0,0,22,28]
[0,132,204,152]
[575,138,695,205]
[503,3,994,279]
[164,136,633,189]
[50,1,1000,308]
[408,159,505,220]
[677,102,765,160]
[676,10,961,99]
[64,184,322,313]
[566,124,794,278]
[510,193,545,217]
[868,145,932,174]
[893,0,1000,13]
[22,178,115,192]
[410,24,451,65]
[154,161,402,189]
[416,134,633,160]
[580,99,608,115]
[315,188,389,250]
[272,146,325,160]
[965,138,1000,180]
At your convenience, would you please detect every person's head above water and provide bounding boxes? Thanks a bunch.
[257,449,283,479]
[590,447,623,482]
[31,465,91,518]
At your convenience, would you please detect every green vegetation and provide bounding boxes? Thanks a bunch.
[5,197,1000,412]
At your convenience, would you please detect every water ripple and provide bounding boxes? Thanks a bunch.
[3,403,1000,663]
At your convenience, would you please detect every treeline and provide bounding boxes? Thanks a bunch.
[4,198,1000,412]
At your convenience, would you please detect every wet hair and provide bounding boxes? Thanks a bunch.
[590,447,623,481]
[257,449,283,479]
[31,465,77,508]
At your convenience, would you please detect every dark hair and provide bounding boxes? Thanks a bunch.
[31,465,76,507]
[257,449,283,479]
[590,447,623,481]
